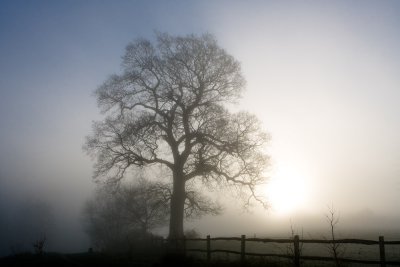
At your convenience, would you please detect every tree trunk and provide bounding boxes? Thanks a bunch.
[168,171,185,240]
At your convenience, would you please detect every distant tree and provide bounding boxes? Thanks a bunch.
[184,228,201,239]
[84,33,270,239]
[83,178,168,252]
[32,234,46,255]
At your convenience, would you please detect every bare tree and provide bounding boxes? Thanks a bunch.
[8,199,53,255]
[83,178,169,252]
[116,178,170,234]
[325,205,345,267]
[32,234,46,255]
[84,33,270,239]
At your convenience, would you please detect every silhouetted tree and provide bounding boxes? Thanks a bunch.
[32,234,46,255]
[325,205,345,267]
[8,200,53,254]
[85,33,270,239]
[83,178,168,252]
[184,228,201,239]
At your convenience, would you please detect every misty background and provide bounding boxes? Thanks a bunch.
[1,0,400,256]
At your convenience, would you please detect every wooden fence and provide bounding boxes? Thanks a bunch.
[177,235,400,266]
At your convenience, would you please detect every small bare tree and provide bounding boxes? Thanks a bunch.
[32,233,46,255]
[9,200,53,255]
[325,205,345,267]
[284,220,304,266]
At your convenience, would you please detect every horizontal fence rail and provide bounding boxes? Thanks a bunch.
[177,235,400,266]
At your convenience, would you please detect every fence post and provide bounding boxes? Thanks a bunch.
[183,235,186,257]
[379,236,386,267]
[163,237,167,254]
[207,235,211,263]
[241,235,246,266]
[294,235,300,267]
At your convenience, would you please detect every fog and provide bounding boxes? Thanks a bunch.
[1,0,400,256]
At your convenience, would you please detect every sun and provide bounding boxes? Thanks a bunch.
[264,163,311,215]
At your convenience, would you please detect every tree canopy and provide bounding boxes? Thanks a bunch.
[85,33,270,239]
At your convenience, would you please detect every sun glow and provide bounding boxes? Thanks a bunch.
[264,163,311,215]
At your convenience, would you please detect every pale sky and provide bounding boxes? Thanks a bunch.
[1,0,400,254]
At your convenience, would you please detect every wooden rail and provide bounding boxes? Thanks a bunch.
[180,235,400,266]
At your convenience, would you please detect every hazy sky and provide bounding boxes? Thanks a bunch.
[1,0,400,254]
